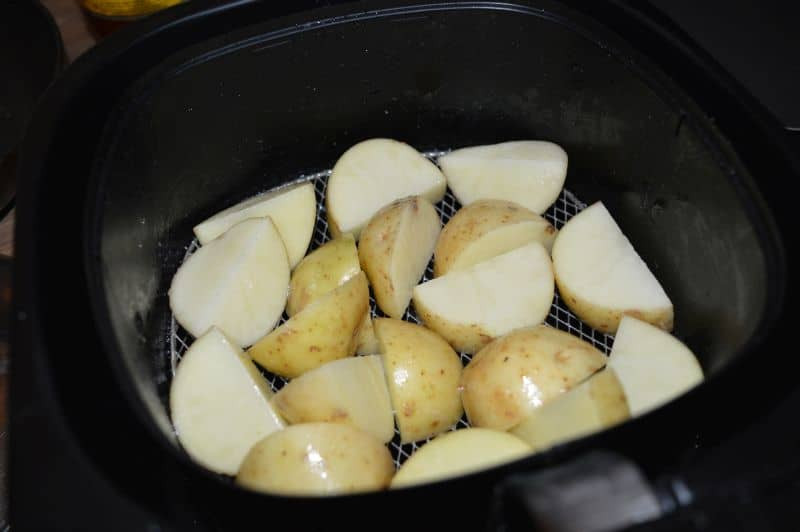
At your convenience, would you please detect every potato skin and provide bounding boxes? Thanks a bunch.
[461,325,606,430]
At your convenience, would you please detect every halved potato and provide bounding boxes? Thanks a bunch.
[236,423,394,495]
[413,242,554,354]
[326,138,446,239]
[461,325,606,430]
[552,202,673,333]
[608,315,703,416]
[170,328,285,475]
[169,217,289,347]
[359,196,441,318]
[272,355,395,442]
[511,369,629,450]
[193,181,315,268]
[438,141,567,214]
[374,318,463,443]
[247,272,369,378]
[434,199,557,277]
[391,428,531,488]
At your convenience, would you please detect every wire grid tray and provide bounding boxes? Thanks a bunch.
[168,151,615,469]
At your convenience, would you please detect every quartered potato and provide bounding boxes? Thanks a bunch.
[272,355,395,443]
[608,315,703,416]
[169,217,289,347]
[439,141,567,214]
[326,138,446,239]
[434,199,557,277]
[461,325,607,430]
[391,428,531,488]
[359,196,441,318]
[236,423,394,495]
[374,318,463,444]
[511,369,630,451]
[170,328,285,475]
[193,181,315,268]
[552,201,673,334]
[413,242,554,354]
[248,272,369,378]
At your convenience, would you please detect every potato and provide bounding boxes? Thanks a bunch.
[356,313,381,355]
[272,355,395,442]
[608,315,703,416]
[236,423,394,495]
[193,182,315,268]
[287,234,359,317]
[391,428,531,488]
[248,272,369,378]
[373,318,463,443]
[326,138,446,239]
[552,202,673,334]
[511,369,629,450]
[413,242,554,354]
[359,196,441,318]
[438,141,567,214]
[170,328,285,475]
[434,199,556,277]
[169,217,289,347]
[461,325,606,430]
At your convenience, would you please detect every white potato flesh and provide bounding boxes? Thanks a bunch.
[552,202,673,333]
[170,328,285,475]
[391,428,531,488]
[193,182,315,268]
[608,316,703,416]
[511,369,630,451]
[169,217,289,347]
[272,355,395,442]
[438,141,567,214]
[413,241,554,353]
[326,138,446,239]
[236,423,394,495]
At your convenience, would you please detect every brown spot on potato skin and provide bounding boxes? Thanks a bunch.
[545,225,556,235]
[403,402,416,417]
[309,345,321,352]
[330,408,349,421]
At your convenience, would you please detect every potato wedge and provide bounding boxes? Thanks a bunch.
[608,316,703,416]
[236,423,394,495]
[169,217,289,347]
[356,313,381,355]
[326,138,446,239]
[511,369,629,450]
[359,196,441,318]
[552,202,673,333]
[374,318,463,444]
[461,325,606,430]
[272,355,395,442]
[193,182,315,268]
[439,141,567,214]
[391,428,531,488]
[413,241,554,354]
[434,199,557,277]
[170,328,285,475]
[248,272,369,378]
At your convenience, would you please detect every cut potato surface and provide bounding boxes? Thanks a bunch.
[272,355,395,442]
[552,201,673,334]
[439,141,567,214]
[236,423,394,495]
[434,199,556,277]
[511,369,629,450]
[169,217,289,347]
[359,196,441,318]
[461,325,607,430]
[193,182,315,268]
[326,138,446,239]
[374,318,463,444]
[391,428,531,488]
[248,272,369,378]
[170,328,285,475]
[608,316,703,416]
[413,241,554,354]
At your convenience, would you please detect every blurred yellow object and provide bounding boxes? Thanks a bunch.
[81,0,183,19]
